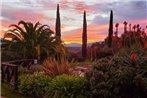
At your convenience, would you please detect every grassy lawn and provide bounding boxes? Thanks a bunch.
[1,83,31,98]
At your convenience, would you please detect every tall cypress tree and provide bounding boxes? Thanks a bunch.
[82,11,87,60]
[108,10,113,48]
[55,4,61,41]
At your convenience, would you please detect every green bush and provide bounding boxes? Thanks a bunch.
[86,55,147,98]
[18,73,89,98]
[18,64,43,75]
[18,72,52,97]
[48,75,88,98]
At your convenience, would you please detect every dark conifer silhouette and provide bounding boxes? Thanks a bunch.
[55,4,61,41]
[115,23,119,37]
[82,11,87,60]
[108,10,113,48]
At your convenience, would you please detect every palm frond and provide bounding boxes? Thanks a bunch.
[7,29,23,39]
[33,22,40,31]
[9,24,25,34]
[4,32,22,41]
[18,20,29,32]
[37,25,49,33]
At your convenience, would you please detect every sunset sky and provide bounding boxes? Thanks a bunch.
[1,0,147,44]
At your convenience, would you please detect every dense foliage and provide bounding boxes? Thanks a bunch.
[48,75,88,98]
[18,72,52,97]
[18,64,43,75]
[86,53,147,98]
[18,73,88,98]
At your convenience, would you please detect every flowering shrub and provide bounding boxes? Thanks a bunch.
[86,55,147,98]
[130,53,137,60]
[130,52,137,64]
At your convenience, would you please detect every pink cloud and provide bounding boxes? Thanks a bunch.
[73,1,91,13]
[1,7,55,38]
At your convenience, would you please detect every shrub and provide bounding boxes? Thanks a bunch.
[18,64,43,75]
[86,55,147,98]
[18,72,52,97]
[42,58,71,77]
[48,75,89,98]
[88,45,114,61]
[119,46,147,66]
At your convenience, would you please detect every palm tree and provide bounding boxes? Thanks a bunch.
[4,20,57,60]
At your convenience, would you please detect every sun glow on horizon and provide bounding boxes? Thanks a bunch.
[63,41,72,44]
[1,0,146,43]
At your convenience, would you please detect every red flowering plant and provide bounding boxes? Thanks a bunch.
[129,49,147,68]
[118,39,122,49]
[130,52,137,65]
[130,53,137,60]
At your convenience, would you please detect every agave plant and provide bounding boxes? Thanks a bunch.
[4,20,59,60]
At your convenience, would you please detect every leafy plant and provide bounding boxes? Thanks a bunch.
[48,75,88,98]
[18,64,43,75]
[18,72,52,97]
[42,58,71,77]
[86,55,147,98]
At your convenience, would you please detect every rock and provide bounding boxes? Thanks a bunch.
[70,65,92,76]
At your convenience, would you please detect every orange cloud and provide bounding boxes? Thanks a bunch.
[0,31,5,38]
[62,19,147,44]
[63,24,109,44]
[0,22,10,38]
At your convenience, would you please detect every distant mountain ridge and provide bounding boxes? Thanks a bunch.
[64,43,81,47]
[64,41,103,47]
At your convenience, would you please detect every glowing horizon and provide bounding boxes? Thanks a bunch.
[1,0,147,44]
